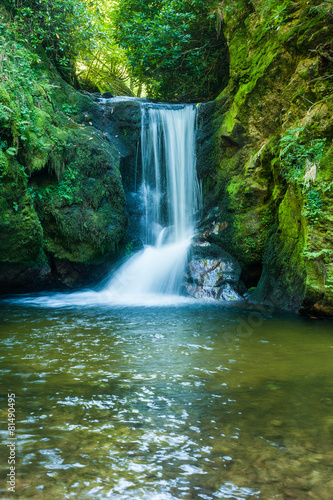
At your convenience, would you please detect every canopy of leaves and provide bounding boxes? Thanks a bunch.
[4,0,229,100]
[4,0,133,95]
[76,0,134,95]
[113,0,229,101]
[7,0,100,85]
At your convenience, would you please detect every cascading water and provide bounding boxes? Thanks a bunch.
[103,102,201,299]
[140,104,200,245]
[12,100,202,307]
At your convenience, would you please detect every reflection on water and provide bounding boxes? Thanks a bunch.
[0,302,333,499]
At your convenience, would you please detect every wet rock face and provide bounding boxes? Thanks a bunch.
[0,70,130,293]
[185,281,243,301]
[0,261,53,294]
[184,241,243,301]
[195,101,219,181]
[197,0,333,315]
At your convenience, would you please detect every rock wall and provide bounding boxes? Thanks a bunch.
[0,45,140,292]
[201,0,333,315]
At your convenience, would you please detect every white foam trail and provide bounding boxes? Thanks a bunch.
[10,290,194,308]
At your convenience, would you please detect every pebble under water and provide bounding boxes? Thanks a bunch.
[0,300,333,499]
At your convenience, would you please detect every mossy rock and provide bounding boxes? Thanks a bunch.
[250,186,307,310]
[32,128,127,264]
[0,203,43,264]
[0,39,128,291]
[201,0,333,315]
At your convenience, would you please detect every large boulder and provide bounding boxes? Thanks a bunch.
[183,240,243,301]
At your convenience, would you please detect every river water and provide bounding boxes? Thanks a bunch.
[1,300,333,499]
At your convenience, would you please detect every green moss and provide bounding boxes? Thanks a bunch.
[30,127,126,264]
[207,0,333,313]
[251,186,307,308]
[0,31,127,275]
[0,193,43,263]
[217,104,240,137]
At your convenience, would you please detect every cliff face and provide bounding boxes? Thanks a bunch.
[0,36,138,291]
[201,0,333,315]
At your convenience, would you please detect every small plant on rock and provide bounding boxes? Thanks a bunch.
[279,126,326,184]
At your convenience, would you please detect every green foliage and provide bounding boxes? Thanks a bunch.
[302,189,324,225]
[76,1,134,95]
[0,27,61,174]
[2,0,134,95]
[243,236,257,253]
[279,126,326,183]
[279,127,327,225]
[61,103,77,117]
[309,1,333,19]
[260,205,275,228]
[33,177,76,206]
[3,0,228,98]
[302,247,332,260]
[113,0,227,101]
[8,0,99,84]
[326,273,333,293]
[77,41,134,96]
[261,4,288,33]
[5,147,17,157]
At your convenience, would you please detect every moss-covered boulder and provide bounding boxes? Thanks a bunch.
[0,36,128,292]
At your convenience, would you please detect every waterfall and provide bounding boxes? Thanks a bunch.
[10,98,243,309]
[10,100,203,308]
[140,104,200,245]
[103,102,201,299]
